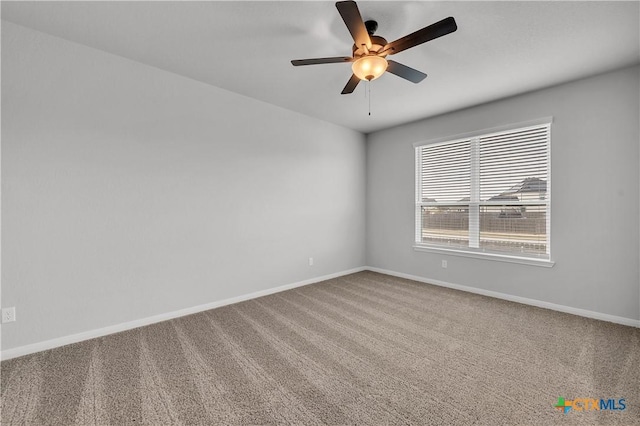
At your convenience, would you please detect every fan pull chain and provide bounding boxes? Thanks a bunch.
[368,80,371,116]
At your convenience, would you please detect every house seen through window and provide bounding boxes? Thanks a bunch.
[415,121,551,261]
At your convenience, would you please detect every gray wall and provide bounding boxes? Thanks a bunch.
[366,65,640,321]
[1,22,366,350]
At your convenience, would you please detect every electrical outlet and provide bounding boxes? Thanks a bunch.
[309,257,314,266]
[2,307,16,323]
[441,260,448,269]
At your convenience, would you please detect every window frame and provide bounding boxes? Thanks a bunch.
[413,118,554,267]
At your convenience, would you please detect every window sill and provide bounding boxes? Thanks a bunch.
[413,245,555,268]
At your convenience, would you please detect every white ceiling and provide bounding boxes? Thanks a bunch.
[2,1,639,133]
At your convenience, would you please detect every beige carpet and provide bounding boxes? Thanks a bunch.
[2,271,639,425]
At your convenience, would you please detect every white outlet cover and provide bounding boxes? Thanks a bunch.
[2,307,16,323]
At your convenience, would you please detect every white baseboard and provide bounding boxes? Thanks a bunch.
[1,267,366,361]
[3,265,637,360]
[366,267,640,328]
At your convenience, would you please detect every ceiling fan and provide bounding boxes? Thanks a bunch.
[291,1,457,94]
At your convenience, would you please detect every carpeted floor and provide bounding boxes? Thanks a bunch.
[1,271,639,425]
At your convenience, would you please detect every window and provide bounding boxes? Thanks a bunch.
[415,120,551,263]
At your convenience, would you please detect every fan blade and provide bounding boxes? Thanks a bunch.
[341,74,360,94]
[383,17,457,55]
[386,60,427,83]
[336,1,372,50]
[291,57,353,66]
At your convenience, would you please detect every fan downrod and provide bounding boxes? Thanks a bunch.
[364,20,378,35]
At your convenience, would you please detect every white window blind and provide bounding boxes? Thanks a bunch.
[415,121,551,260]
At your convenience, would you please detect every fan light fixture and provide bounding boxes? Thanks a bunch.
[352,55,388,81]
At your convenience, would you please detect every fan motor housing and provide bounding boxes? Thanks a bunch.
[352,35,389,58]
